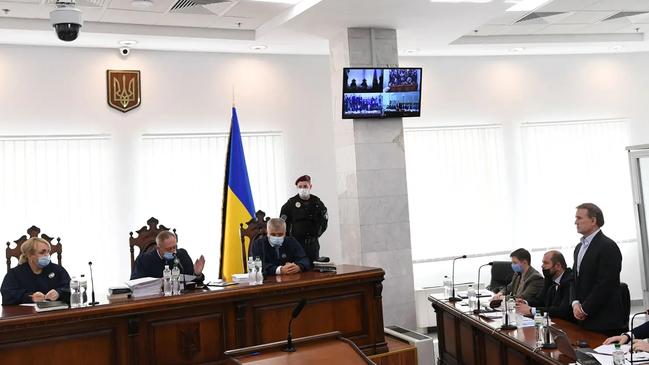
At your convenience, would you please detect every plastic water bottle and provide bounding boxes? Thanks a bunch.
[613,343,624,365]
[171,265,180,295]
[534,311,544,347]
[163,265,172,296]
[69,276,81,308]
[467,285,477,311]
[443,276,452,299]
[254,257,263,285]
[248,257,256,285]
[79,274,88,306]
[543,312,552,344]
[507,297,517,325]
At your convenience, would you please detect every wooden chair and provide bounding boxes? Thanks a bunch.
[6,226,62,271]
[240,210,269,270]
[129,217,177,270]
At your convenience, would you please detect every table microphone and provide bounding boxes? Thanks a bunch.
[173,255,191,293]
[282,299,307,352]
[449,255,467,302]
[473,262,493,314]
[88,261,99,306]
[630,309,649,364]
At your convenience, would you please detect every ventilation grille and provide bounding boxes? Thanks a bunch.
[169,0,230,13]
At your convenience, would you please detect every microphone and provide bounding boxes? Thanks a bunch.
[88,261,99,306]
[282,299,307,352]
[173,254,189,293]
[500,296,517,330]
[630,310,649,363]
[473,262,493,314]
[448,255,467,302]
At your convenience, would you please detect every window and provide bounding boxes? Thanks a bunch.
[404,125,511,260]
[0,135,117,289]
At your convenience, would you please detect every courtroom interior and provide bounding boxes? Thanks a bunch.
[2,0,649,364]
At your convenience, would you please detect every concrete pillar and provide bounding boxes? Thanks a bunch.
[329,28,416,328]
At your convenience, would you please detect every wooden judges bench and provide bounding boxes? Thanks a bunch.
[430,296,606,365]
[0,265,387,365]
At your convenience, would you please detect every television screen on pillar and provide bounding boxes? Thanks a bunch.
[342,67,422,119]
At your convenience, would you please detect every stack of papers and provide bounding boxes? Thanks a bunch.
[125,277,161,298]
[592,344,649,364]
[232,273,250,284]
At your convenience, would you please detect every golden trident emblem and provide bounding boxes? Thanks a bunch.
[106,70,141,113]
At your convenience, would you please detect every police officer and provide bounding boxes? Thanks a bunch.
[280,175,328,263]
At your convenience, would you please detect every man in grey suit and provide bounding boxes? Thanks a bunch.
[492,248,544,303]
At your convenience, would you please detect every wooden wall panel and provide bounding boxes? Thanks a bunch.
[0,329,117,365]
[442,312,457,359]
[459,322,476,365]
[252,292,366,344]
[483,333,503,365]
[148,313,226,365]
[507,348,529,365]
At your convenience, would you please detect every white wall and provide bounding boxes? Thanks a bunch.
[402,52,649,300]
[0,45,340,293]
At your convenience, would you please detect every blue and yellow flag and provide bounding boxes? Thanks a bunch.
[219,107,255,281]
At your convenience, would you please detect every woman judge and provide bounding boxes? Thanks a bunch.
[1,237,70,305]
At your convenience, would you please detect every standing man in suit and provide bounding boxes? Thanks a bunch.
[571,203,627,336]
[491,248,544,303]
[515,250,574,321]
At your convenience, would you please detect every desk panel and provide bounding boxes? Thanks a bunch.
[0,265,386,365]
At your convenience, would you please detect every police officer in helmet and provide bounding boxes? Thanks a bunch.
[280,175,328,263]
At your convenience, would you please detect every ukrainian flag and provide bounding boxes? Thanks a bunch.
[219,107,255,281]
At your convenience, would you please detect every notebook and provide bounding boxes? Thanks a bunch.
[35,300,68,312]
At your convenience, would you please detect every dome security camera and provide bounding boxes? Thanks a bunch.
[49,1,83,42]
[119,47,130,57]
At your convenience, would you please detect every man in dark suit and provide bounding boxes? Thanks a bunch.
[516,250,574,321]
[571,203,627,336]
[131,231,205,280]
[250,218,311,276]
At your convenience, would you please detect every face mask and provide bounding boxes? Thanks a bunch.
[542,268,551,278]
[163,252,175,261]
[511,263,523,273]
[298,188,310,199]
[37,255,51,268]
[269,236,284,247]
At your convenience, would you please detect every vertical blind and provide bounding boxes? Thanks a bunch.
[0,135,116,287]
[0,132,286,289]
[404,125,511,260]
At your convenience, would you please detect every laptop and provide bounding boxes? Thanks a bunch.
[553,330,601,365]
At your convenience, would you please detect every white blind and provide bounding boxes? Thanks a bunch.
[136,132,286,279]
[0,135,117,289]
[404,125,511,260]
[519,119,634,247]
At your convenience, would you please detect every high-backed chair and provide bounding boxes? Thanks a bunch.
[6,225,62,271]
[487,261,514,293]
[240,210,269,270]
[129,217,177,270]
[620,282,631,331]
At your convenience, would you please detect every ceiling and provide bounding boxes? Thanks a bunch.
[0,0,648,55]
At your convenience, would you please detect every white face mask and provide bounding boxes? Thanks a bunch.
[298,188,310,199]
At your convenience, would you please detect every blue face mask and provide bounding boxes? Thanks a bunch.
[37,255,51,268]
[269,236,284,247]
[163,252,175,261]
[511,263,523,273]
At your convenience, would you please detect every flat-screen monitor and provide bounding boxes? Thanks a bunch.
[342,67,422,119]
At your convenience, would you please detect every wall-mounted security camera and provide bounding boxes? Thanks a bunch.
[119,47,130,57]
[49,0,83,42]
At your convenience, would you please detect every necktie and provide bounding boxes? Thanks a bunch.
[576,239,588,274]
